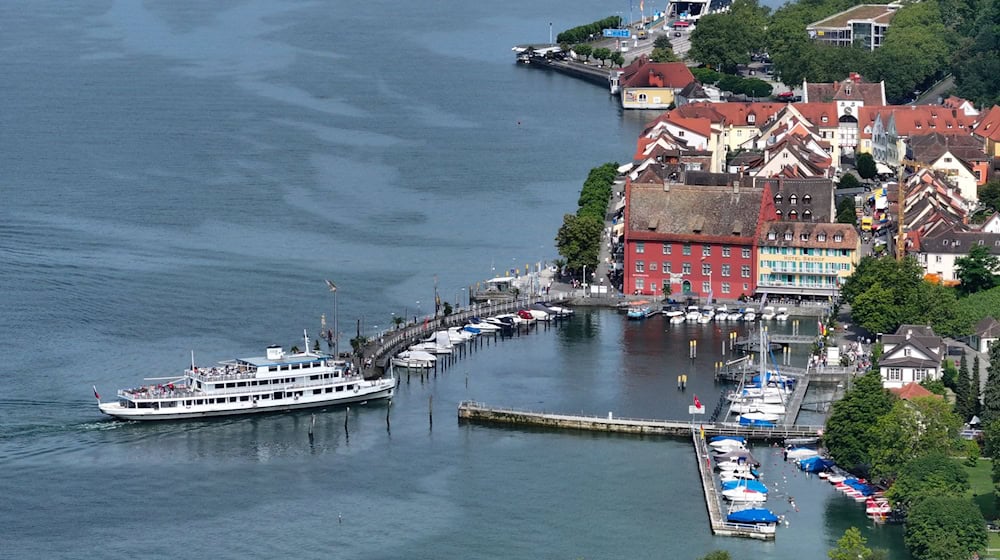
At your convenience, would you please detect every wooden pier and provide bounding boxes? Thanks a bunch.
[457,401,823,441]
[691,431,775,540]
[782,376,810,426]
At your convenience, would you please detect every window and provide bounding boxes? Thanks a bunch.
[789,210,798,220]
[768,231,776,240]
[682,262,692,274]
[784,232,792,241]
[663,243,671,255]
[774,194,782,204]
[817,233,826,242]
[722,246,731,257]
[636,242,645,254]
[789,194,797,205]
[743,283,749,290]
[683,244,691,256]
[722,282,731,294]
[741,265,751,278]
[834,234,843,242]
[702,263,711,275]
[935,255,942,263]
[638,93,648,102]
[721,264,731,277]
[803,210,812,220]
[775,209,783,218]
[635,278,644,290]
[748,114,756,124]
[663,261,671,273]
[803,195,812,204]
[888,368,902,381]
[635,260,645,272]
[904,348,911,357]
[702,281,710,293]
[702,246,711,257]
[800,233,809,241]
[650,262,658,271]
[914,368,928,381]
[742,248,751,259]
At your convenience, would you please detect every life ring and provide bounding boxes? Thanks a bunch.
[353,385,360,394]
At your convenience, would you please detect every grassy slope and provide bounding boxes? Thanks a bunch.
[962,458,1000,551]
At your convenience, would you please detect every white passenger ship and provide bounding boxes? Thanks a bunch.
[98,333,396,421]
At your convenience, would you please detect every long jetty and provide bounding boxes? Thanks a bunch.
[457,401,824,440]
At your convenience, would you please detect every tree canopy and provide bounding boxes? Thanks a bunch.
[855,153,877,180]
[955,244,1000,296]
[556,16,622,44]
[903,496,986,560]
[836,197,857,224]
[688,0,769,73]
[824,370,896,474]
[869,398,962,480]
[828,527,887,560]
[556,163,618,275]
[978,180,1000,214]
[982,341,1000,425]
[884,453,969,508]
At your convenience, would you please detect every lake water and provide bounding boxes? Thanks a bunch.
[1,1,905,558]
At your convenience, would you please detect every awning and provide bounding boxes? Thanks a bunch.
[617,162,634,174]
[876,162,893,175]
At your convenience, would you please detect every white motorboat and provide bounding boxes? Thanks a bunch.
[719,469,757,482]
[721,487,767,503]
[726,310,744,321]
[466,320,501,332]
[775,307,790,321]
[698,307,715,323]
[447,326,475,344]
[409,341,452,355]
[786,447,820,461]
[729,400,786,415]
[527,308,551,321]
[742,310,756,322]
[738,412,781,426]
[685,305,702,321]
[392,349,438,369]
[760,306,776,320]
[663,310,684,320]
[714,305,728,321]
[97,333,396,421]
[493,313,524,325]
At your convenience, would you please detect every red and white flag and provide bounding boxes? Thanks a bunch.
[92,385,101,401]
[693,395,702,409]
[818,319,826,336]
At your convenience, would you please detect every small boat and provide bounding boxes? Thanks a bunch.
[698,306,715,323]
[392,350,437,369]
[535,301,573,316]
[866,498,891,516]
[527,308,551,321]
[742,309,756,322]
[516,309,536,324]
[726,507,779,533]
[775,307,790,321]
[760,306,776,321]
[709,436,746,450]
[685,305,702,321]
[409,341,453,355]
[719,469,758,482]
[785,447,820,461]
[738,412,780,427]
[663,309,685,320]
[97,333,396,421]
[827,474,846,484]
[626,300,654,320]
[466,320,501,332]
[721,479,768,503]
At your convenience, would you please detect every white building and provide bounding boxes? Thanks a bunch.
[878,325,944,389]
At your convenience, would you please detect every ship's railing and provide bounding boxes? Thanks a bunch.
[118,374,371,401]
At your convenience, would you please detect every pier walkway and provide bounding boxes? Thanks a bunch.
[457,401,824,440]
[691,430,775,540]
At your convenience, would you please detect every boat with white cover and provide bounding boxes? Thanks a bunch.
[775,307,790,321]
[392,349,438,369]
[685,305,702,321]
[97,333,395,421]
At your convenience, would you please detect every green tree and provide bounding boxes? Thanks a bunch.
[904,496,986,560]
[867,7,954,103]
[555,213,603,273]
[688,0,768,73]
[828,527,887,560]
[824,370,896,474]
[838,173,861,190]
[982,341,1000,425]
[573,44,593,61]
[870,398,963,480]
[954,352,973,420]
[956,244,1000,296]
[349,335,368,356]
[653,35,674,50]
[885,453,970,509]
[650,47,679,63]
[393,316,404,330]
[698,552,732,560]
[856,153,878,180]
[978,180,1000,213]
[972,354,982,417]
[592,47,612,66]
[610,51,625,68]
[836,197,858,224]
[953,0,1000,107]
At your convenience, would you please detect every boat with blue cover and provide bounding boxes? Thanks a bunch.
[726,507,779,534]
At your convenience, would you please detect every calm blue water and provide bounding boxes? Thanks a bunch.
[1,1,904,558]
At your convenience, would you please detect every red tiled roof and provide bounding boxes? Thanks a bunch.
[974,105,1000,142]
[664,112,713,140]
[791,102,837,127]
[620,60,695,89]
[859,105,979,139]
[889,382,942,400]
[676,102,785,126]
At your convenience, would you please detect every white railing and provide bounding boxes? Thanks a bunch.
[119,375,366,401]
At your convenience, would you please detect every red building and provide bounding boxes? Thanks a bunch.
[623,167,775,301]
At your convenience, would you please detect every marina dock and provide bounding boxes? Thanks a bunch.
[457,401,823,440]
[691,431,775,540]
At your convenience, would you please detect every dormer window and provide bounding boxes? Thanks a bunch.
[915,123,922,129]
[789,195,797,205]
[789,210,798,220]
[834,234,843,242]
[774,194,782,204]
[845,85,852,96]
[803,194,812,204]
[768,231,777,240]
[817,233,827,242]
[775,209,783,218]
[800,233,809,241]
[822,116,829,123]
[784,232,793,241]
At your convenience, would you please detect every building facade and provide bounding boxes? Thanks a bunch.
[878,325,944,389]
[756,222,860,299]
[806,4,900,51]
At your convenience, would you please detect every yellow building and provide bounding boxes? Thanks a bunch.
[756,222,860,299]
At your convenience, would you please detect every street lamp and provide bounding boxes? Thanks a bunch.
[324,280,339,358]
[416,300,421,323]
